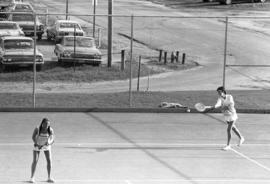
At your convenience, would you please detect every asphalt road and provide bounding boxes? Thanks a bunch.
[31,0,270,92]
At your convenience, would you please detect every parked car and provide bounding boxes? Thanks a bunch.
[0,0,15,19]
[54,36,101,66]
[0,21,24,37]
[10,2,34,12]
[47,20,85,43]
[0,36,44,71]
[218,0,265,4]
[8,13,44,40]
[0,0,14,8]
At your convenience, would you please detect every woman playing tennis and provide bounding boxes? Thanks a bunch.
[209,86,245,151]
[30,118,55,183]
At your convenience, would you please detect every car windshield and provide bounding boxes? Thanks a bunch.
[1,0,13,3]
[4,39,33,49]
[14,4,32,11]
[63,37,94,47]
[60,22,81,29]
[12,14,34,21]
[0,23,17,29]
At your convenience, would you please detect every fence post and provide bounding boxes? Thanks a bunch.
[164,51,167,64]
[121,49,125,71]
[176,51,179,62]
[223,17,228,88]
[137,56,141,91]
[182,53,186,64]
[171,52,174,63]
[98,28,101,48]
[33,13,37,108]
[159,50,162,62]
[46,9,49,27]
[129,14,134,107]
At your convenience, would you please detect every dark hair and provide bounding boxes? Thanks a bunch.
[38,118,52,135]
[216,86,226,94]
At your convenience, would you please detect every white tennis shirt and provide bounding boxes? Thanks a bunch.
[214,94,238,122]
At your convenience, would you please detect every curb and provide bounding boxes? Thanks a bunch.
[0,108,269,114]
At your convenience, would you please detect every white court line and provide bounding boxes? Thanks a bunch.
[125,180,133,184]
[231,148,270,173]
[0,142,269,147]
[22,179,270,183]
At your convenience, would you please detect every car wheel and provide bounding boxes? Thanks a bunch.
[36,65,42,71]
[57,57,64,65]
[47,32,52,41]
[0,64,5,72]
[37,34,42,40]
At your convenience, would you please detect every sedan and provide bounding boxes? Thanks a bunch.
[54,36,101,66]
[0,21,24,37]
[47,20,85,43]
[10,2,34,12]
[8,13,44,40]
[0,36,44,71]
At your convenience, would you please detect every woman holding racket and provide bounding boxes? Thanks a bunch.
[30,118,55,183]
[210,86,245,151]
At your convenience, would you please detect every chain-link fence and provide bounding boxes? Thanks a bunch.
[0,10,269,108]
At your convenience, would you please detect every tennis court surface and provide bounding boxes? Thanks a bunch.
[1,112,270,184]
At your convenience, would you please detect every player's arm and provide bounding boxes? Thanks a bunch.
[32,127,38,147]
[204,99,220,112]
[47,128,54,145]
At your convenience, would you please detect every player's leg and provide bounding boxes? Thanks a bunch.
[44,150,54,183]
[232,124,245,146]
[30,150,40,183]
[223,121,233,150]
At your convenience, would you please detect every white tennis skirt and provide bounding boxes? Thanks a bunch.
[33,144,51,152]
[224,112,238,122]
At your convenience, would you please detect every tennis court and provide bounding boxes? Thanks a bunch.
[1,112,270,184]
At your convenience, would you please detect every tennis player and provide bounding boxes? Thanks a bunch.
[30,118,55,183]
[209,86,245,151]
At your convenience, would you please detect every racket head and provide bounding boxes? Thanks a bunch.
[194,103,206,112]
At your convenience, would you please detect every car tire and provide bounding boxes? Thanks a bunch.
[36,65,42,71]
[47,32,52,41]
[37,34,42,40]
[0,64,5,72]
[57,57,64,65]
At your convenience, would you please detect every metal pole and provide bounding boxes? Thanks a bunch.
[93,0,96,38]
[66,0,68,20]
[129,15,134,107]
[107,0,112,67]
[137,56,141,91]
[223,17,228,88]
[46,8,48,27]
[73,24,76,72]
[33,13,37,108]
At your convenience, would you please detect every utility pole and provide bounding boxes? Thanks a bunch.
[93,0,96,38]
[107,0,112,67]
[66,0,69,20]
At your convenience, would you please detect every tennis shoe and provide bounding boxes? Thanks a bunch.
[222,145,231,151]
[47,178,55,183]
[238,137,245,147]
[29,178,35,183]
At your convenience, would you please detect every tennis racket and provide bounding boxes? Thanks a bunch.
[194,103,212,112]
[36,140,55,150]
